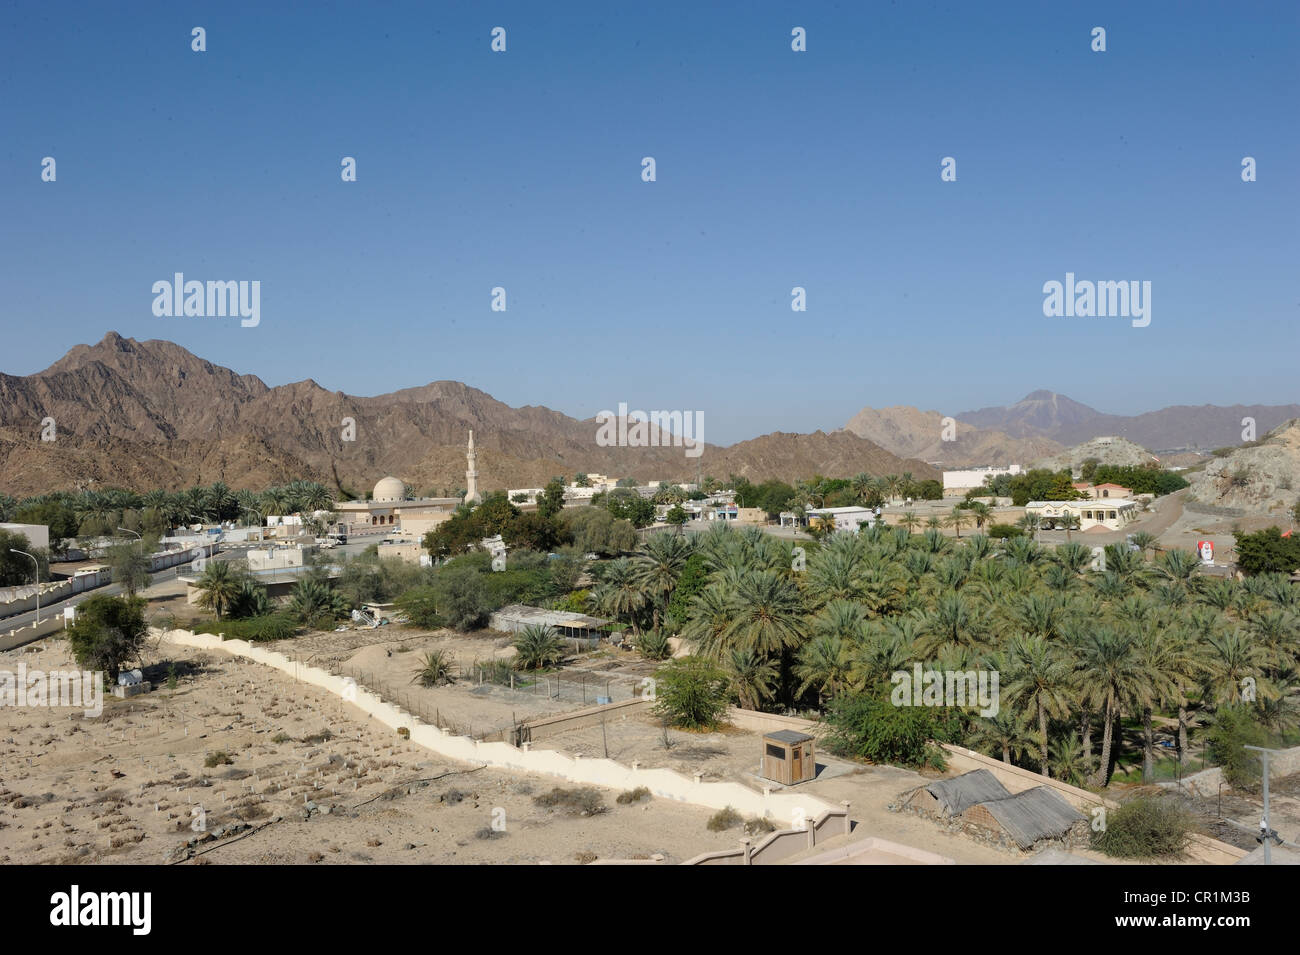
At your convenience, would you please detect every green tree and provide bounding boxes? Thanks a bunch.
[66,594,147,683]
[653,656,731,730]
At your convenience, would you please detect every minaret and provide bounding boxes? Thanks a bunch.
[465,430,482,504]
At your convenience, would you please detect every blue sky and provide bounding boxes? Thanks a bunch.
[3,1,1297,444]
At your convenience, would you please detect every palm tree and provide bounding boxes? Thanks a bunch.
[969,710,1038,765]
[288,576,349,626]
[899,511,921,535]
[1129,531,1157,559]
[1057,512,1080,542]
[592,558,647,635]
[195,561,243,620]
[726,647,780,709]
[967,501,992,533]
[1003,636,1073,777]
[630,533,693,634]
[721,570,807,657]
[680,584,734,659]
[512,624,565,670]
[1078,627,1145,787]
[794,633,854,704]
[945,506,970,539]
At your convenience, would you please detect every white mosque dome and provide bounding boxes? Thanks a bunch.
[373,476,406,502]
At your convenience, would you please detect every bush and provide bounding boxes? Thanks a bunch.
[987,523,1023,539]
[635,629,672,661]
[706,806,743,831]
[823,691,949,769]
[1207,705,1268,789]
[204,751,233,768]
[533,787,607,816]
[65,594,147,683]
[1091,795,1194,858]
[616,786,651,805]
[744,816,776,835]
[193,612,298,643]
[652,657,730,731]
[412,649,455,687]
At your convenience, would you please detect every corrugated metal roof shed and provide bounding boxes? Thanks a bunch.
[925,770,1011,816]
[490,604,611,630]
[976,786,1085,849]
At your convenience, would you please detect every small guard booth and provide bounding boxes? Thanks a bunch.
[762,730,816,785]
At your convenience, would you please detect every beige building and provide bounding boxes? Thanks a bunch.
[334,476,458,540]
[1025,499,1139,532]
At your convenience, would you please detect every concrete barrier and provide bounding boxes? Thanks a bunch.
[0,570,112,620]
[0,614,66,652]
[159,628,837,827]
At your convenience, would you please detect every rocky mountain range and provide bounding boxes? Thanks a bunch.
[0,332,939,497]
[955,390,1300,451]
[843,390,1300,467]
[841,405,1063,467]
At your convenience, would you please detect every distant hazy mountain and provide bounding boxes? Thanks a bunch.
[0,332,938,496]
[956,390,1300,450]
[842,405,1062,467]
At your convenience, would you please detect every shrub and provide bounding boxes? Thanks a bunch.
[823,691,949,769]
[616,786,651,805]
[652,657,730,731]
[707,806,743,832]
[987,523,1023,539]
[193,612,298,643]
[635,629,672,661]
[744,816,776,835]
[1207,705,1268,789]
[271,732,291,744]
[204,751,233,768]
[1091,796,1194,859]
[533,787,607,816]
[412,649,455,687]
[397,727,410,739]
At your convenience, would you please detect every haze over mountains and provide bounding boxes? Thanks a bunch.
[844,390,1300,466]
[0,333,937,497]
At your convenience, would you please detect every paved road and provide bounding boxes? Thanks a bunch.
[1,544,257,631]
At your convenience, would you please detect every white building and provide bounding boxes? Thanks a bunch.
[790,506,877,532]
[942,465,1022,493]
[1024,499,1139,532]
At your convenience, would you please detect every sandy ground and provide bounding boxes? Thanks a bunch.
[1,633,1082,866]
[0,637,768,865]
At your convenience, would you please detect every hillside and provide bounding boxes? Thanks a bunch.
[1031,436,1160,476]
[842,405,1062,466]
[1185,419,1300,515]
[0,332,936,496]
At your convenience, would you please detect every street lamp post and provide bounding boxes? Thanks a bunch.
[1244,745,1282,865]
[9,549,41,624]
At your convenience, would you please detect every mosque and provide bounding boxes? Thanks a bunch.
[332,431,482,539]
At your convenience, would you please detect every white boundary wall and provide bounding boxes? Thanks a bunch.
[159,628,836,826]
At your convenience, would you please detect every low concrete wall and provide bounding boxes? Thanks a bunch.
[0,614,66,652]
[0,570,112,620]
[677,806,851,865]
[481,697,653,744]
[159,628,837,827]
[726,708,822,737]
